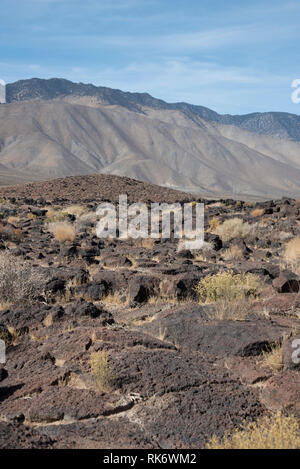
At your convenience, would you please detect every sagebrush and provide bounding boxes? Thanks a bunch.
[0,252,46,306]
[214,218,253,241]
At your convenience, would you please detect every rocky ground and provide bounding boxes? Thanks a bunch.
[0,175,299,449]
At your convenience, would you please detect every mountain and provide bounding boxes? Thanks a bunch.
[6,78,300,141]
[1,94,300,199]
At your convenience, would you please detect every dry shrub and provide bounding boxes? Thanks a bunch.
[0,224,23,243]
[223,245,243,260]
[214,218,253,242]
[48,222,76,243]
[262,344,283,372]
[13,228,24,242]
[194,270,262,320]
[90,351,112,392]
[193,241,214,261]
[0,252,46,306]
[283,236,300,275]
[7,216,20,225]
[209,217,220,231]
[62,204,86,217]
[284,236,300,263]
[101,292,128,305]
[206,412,300,449]
[250,208,265,217]
[45,207,67,223]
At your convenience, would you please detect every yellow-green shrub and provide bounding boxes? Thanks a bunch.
[194,270,261,303]
[206,412,300,449]
[90,351,112,392]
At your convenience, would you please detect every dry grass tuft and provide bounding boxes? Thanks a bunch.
[284,236,300,263]
[7,216,20,225]
[283,236,300,275]
[206,412,300,449]
[250,208,265,217]
[45,207,67,223]
[90,351,112,392]
[62,204,86,217]
[223,245,244,260]
[101,292,128,305]
[48,222,76,243]
[209,217,220,231]
[214,218,253,242]
[262,344,283,372]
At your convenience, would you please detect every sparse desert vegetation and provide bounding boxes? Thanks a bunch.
[194,270,262,320]
[213,217,253,241]
[48,221,76,243]
[250,208,265,217]
[284,236,300,271]
[206,412,300,449]
[0,252,46,307]
[223,244,244,260]
[90,351,112,392]
[0,177,299,449]
[261,343,283,372]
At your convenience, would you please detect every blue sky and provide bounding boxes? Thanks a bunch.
[1,0,300,114]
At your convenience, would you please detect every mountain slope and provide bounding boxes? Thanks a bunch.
[6,78,300,141]
[1,99,300,198]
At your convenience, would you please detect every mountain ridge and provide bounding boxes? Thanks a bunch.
[6,77,300,141]
[0,98,300,199]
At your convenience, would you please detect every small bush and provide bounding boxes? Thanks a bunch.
[223,245,243,260]
[7,216,20,225]
[250,208,265,217]
[45,207,67,223]
[214,218,253,242]
[206,412,300,449]
[62,205,86,217]
[195,270,261,303]
[48,222,76,243]
[284,236,300,263]
[194,270,262,320]
[90,351,112,392]
[262,344,283,372]
[209,217,220,231]
[0,252,46,306]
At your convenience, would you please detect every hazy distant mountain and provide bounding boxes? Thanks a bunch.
[1,96,300,199]
[6,78,300,141]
